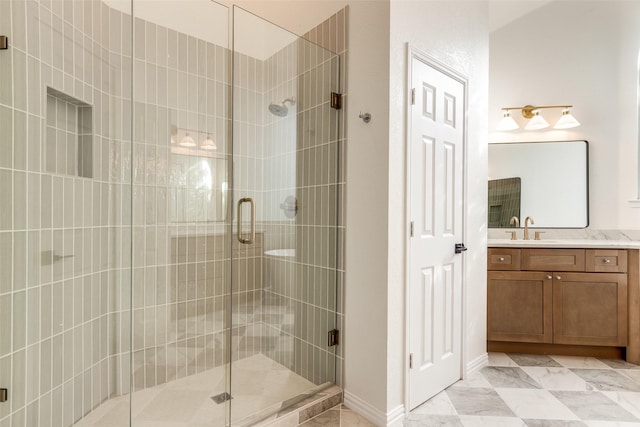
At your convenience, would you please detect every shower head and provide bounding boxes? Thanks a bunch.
[268,97,296,117]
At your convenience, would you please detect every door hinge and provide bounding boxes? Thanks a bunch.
[328,329,340,347]
[411,88,415,105]
[410,221,414,237]
[330,92,343,110]
[0,388,7,402]
[409,353,414,369]
[0,36,8,50]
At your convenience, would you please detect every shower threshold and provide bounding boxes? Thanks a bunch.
[74,354,333,426]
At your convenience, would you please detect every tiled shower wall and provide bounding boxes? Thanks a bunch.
[303,7,348,388]
[0,0,134,425]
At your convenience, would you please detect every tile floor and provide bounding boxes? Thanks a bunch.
[406,353,640,427]
[72,352,640,426]
[74,354,317,426]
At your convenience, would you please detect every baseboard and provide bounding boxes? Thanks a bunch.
[465,352,488,377]
[343,391,405,427]
[386,404,405,426]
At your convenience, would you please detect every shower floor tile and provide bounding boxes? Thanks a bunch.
[74,354,315,426]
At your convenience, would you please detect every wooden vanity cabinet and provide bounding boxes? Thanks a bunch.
[488,247,636,359]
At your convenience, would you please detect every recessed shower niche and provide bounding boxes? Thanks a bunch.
[45,87,93,178]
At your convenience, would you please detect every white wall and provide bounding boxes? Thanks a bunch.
[343,0,392,417]
[386,0,490,421]
[489,1,640,230]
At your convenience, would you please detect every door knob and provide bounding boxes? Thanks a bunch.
[455,243,467,254]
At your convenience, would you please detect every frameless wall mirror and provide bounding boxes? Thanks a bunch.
[488,140,589,228]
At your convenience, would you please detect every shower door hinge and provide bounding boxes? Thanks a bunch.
[409,353,414,369]
[410,221,414,237]
[0,388,7,402]
[330,92,343,110]
[0,36,8,50]
[328,329,340,347]
[411,88,415,105]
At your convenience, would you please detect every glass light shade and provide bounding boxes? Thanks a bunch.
[179,133,196,147]
[496,112,519,131]
[524,111,550,130]
[554,109,581,129]
[200,135,217,150]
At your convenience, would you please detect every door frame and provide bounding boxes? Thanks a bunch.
[404,44,470,413]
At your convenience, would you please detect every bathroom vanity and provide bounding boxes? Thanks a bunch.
[487,240,640,364]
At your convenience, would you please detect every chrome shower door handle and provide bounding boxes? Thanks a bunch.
[237,197,255,244]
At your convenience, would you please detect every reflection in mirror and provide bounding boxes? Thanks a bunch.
[488,140,589,228]
[488,177,521,227]
[169,147,227,222]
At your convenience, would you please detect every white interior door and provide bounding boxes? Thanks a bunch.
[408,55,466,410]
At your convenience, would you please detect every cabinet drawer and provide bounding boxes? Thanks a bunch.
[586,249,628,273]
[488,248,521,270]
[522,249,585,271]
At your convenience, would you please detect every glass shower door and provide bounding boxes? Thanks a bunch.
[230,6,341,425]
[128,1,232,426]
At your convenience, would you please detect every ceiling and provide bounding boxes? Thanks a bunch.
[488,0,554,32]
[105,0,556,59]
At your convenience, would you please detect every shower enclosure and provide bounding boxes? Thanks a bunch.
[0,1,342,425]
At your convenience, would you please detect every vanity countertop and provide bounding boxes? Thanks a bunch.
[488,239,640,249]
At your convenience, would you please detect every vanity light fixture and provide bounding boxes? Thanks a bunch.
[497,105,580,131]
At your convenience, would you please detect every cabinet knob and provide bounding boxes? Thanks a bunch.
[556,275,562,280]
[547,275,552,280]
[603,259,611,264]
[499,257,505,262]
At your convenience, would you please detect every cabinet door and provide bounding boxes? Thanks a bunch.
[553,273,628,346]
[488,271,553,343]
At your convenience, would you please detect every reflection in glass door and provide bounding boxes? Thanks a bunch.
[230,6,341,425]
[128,1,233,426]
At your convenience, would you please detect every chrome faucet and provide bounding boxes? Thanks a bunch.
[524,216,535,240]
